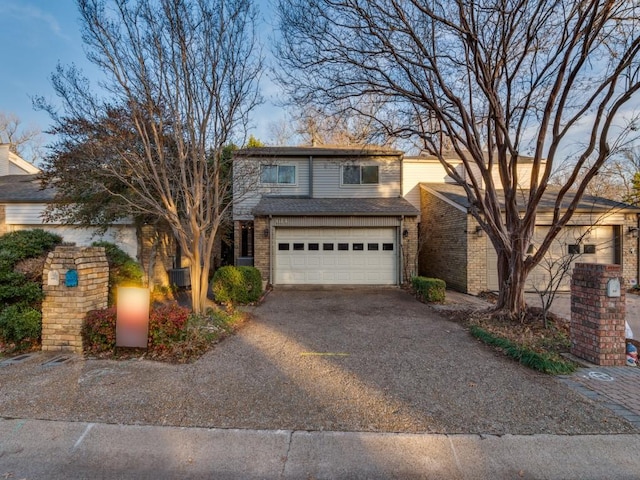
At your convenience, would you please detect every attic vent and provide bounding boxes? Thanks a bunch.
[168,267,191,287]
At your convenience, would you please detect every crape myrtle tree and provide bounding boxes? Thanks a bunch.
[275,0,640,317]
[38,0,262,314]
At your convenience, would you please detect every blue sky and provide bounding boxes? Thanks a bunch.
[0,0,284,157]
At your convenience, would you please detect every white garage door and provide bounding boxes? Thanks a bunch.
[275,228,397,285]
[487,226,616,292]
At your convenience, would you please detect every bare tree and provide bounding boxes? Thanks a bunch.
[39,0,262,314]
[275,0,640,316]
[0,111,44,163]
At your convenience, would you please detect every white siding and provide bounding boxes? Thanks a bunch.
[402,159,458,209]
[312,156,401,198]
[233,157,310,220]
[5,204,47,224]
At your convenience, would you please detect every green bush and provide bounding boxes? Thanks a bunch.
[0,270,44,306]
[412,276,446,303]
[148,303,190,348]
[0,305,42,344]
[83,307,117,354]
[0,230,62,262]
[211,266,263,304]
[92,241,143,305]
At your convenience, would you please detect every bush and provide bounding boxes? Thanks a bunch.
[148,303,190,348]
[0,305,42,344]
[412,276,446,303]
[83,307,117,354]
[212,266,263,305]
[0,230,62,262]
[92,241,143,305]
[0,270,44,306]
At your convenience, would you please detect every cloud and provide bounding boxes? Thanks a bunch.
[0,2,69,41]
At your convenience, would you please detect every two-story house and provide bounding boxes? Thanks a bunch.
[232,146,419,286]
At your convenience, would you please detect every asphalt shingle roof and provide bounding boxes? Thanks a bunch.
[421,183,640,213]
[252,196,419,216]
[0,175,55,202]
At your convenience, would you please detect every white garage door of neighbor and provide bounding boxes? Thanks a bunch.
[275,228,397,285]
[487,226,616,292]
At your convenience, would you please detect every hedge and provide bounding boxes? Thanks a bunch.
[411,276,446,303]
[212,266,263,304]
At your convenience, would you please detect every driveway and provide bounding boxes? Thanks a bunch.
[0,288,635,434]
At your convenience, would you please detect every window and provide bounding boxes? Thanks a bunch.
[382,243,394,251]
[308,243,319,251]
[353,243,364,251]
[584,244,596,254]
[278,243,290,251]
[368,243,379,251]
[323,243,334,250]
[293,243,304,251]
[568,244,580,254]
[240,221,254,257]
[338,243,349,251]
[342,165,379,185]
[261,165,295,184]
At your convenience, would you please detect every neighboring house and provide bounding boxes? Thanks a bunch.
[0,143,137,258]
[232,146,419,286]
[404,154,640,294]
[233,145,640,293]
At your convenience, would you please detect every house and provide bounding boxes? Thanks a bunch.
[0,143,137,258]
[233,145,640,293]
[404,155,640,293]
[232,146,419,285]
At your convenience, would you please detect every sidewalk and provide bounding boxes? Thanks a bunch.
[2,418,640,479]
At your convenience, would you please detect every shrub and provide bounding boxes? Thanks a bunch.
[412,276,446,303]
[0,305,42,344]
[0,229,62,262]
[148,303,190,347]
[212,266,263,305]
[0,270,44,306]
[83,307,117,354]
[92,241,143,305]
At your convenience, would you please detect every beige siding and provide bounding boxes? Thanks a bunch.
[312,156,400,198]
[233,157,310,220]
[403,159,457,209]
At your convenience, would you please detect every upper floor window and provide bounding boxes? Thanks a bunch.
[342,165,379,185]
[261,164,296,184]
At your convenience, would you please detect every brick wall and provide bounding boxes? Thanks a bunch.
[41,246,109,354]
[622,214,639,286]
[419,188,468,291]
[252,216,270,282]
[466,217,488,294]
[570,263,626,366]
[0,205,6,236]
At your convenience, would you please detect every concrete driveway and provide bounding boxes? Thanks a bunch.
[0,287,634,435]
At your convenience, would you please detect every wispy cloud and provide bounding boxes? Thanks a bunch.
[0,2,69,41]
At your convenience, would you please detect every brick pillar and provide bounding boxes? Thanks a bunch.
[41,246,109,354]
[570,263,626,366]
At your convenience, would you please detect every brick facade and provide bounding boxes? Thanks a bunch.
[419,188,470,291]
[401,216,418,282]
[41,246,109,354]
[252,217,270,282]
[570,263,626,366]
[0,205,6,237]
[622,214,639,286]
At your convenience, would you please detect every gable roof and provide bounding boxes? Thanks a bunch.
[421,183,640,214]
[253,196,419,216]
[0,174,55,203]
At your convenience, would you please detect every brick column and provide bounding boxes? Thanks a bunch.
[570,263,626,366]
[41,246,109,353]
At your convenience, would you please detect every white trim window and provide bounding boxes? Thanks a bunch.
[342,165,379,185]
[261,164,296,185]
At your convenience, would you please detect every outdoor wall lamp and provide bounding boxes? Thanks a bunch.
[629,226,639,238]
[474,226,484,237]
[263,228,270,238]
[402,228,409,238]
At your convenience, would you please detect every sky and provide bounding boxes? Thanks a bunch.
[0,0,285,163]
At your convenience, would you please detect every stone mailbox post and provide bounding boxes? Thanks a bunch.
[41,246,109,353]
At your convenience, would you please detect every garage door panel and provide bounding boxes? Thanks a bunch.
[275,227,397,285]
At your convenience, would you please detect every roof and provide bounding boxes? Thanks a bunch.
[252,197,419,217]
[421,183,640,214]
[0,174,56,202]
[405,151,539,164]
[234,145,402,158]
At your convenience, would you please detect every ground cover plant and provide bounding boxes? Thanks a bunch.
[0,229,62,353]
[83,302,246,363]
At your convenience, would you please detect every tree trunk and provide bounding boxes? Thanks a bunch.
[495,247,528,318]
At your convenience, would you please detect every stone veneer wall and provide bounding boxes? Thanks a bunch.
[570,263,626,366]
[419,188,469,292]
[41,246,109,353]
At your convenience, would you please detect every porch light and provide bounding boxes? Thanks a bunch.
[402,228,409,238]
[116,287,150,348]
[263,228,270,238]
[628,226,639,238]
[474,226,484,237]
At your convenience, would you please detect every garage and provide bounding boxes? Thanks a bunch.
[274,227,397,285]
[487,225,617,292]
